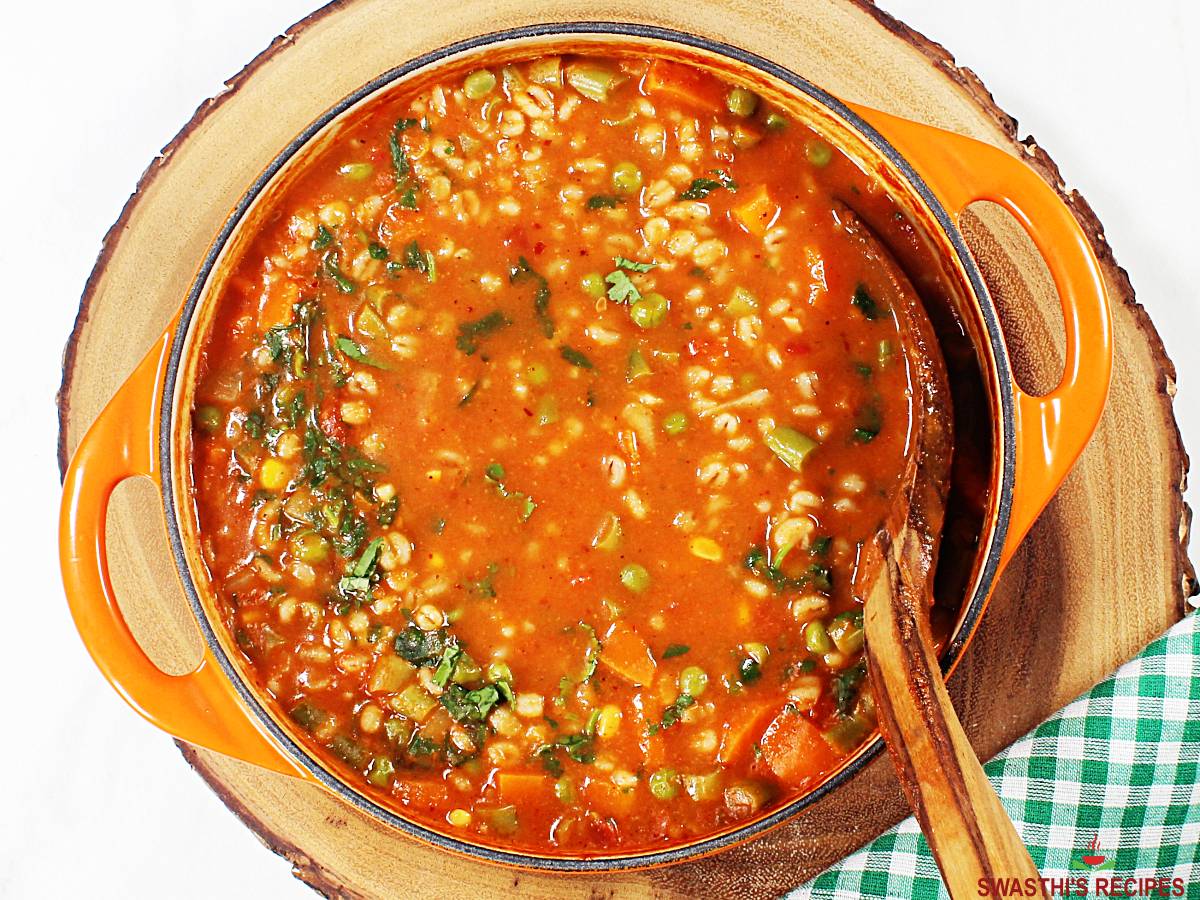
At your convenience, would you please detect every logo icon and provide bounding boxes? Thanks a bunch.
[1069,835,1117,871]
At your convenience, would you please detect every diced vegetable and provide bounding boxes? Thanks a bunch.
[683,771,723,802]
[599,621,657,686]
[764,426,818,471]
[755,707,837,786]
[592,513,623,552]
[804,620,832,654]
[338,162,375,181]
[463,69,497,99]
[649,768,679,800]
[645,59,724,108]
[565,63,618,102]
[828,611,865,654]
[726,287,758,316]
[733,184,780,236]
[527,56,562,86]
[678,666,709,697]
[626,347,653,381]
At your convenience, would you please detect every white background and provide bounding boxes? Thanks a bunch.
[1,2,1196,897]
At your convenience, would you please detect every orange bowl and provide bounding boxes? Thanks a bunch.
[59,23,1111,871]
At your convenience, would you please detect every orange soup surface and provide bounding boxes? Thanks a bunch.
[190,54,921,854]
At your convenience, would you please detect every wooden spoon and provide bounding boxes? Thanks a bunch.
[838,206,1045,898]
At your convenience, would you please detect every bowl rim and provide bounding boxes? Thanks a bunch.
[157,20,1015,872]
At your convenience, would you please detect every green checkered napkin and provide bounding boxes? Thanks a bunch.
[793,612,1200,899]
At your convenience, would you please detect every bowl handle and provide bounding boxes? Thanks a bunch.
[848,103,1113,566]
[59,323,307,778]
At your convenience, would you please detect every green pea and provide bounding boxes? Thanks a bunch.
[195,405,222,432]
[463,69,497,100]
[678,666,709,697]
[806,139,833,167]
[725,87,759,117]
[804,620,833,654]
[525,361,551,386]
[649,769,678,800]
[619,563,650,593]
[765,112,789,131]
[663,412,688,435]
[611,161,643,195]
[289,530,330,564]
[630,292,669,329]
[581,271,606,299]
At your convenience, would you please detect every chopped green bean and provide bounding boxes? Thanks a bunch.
[764,426,818,472]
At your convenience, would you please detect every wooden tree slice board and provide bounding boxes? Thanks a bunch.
[57,0,1195,896]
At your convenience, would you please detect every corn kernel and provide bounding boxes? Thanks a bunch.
[688,536,722,561]
[447,808,472,827]
[595,704,622,739]
[259,458,290,492]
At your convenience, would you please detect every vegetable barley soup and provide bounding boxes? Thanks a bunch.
[190,54,930,854]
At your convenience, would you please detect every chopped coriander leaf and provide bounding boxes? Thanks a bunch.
[679,170,737,200]
[852,403,883,443]
[432,645,464,687]
[738,657,762,684]
[469,563,500,599]
[851,284,881,320]
[510,256,554,338]
[483,463,537,522]
[744,544,833,594]
[397,239,436,282]
[810,536,832,556]
[376,496,399,526]
[368,242,389,260]
[389,117,420,204]
[662,643,690,659]
[604,269,641,304]
[456,310,511,355]
[441,683,505,722]
[559,345,594,369]
[833,661,867,716]
[335,336,390,369]
[647,693,695,735]
[393,625,457,667]
[613,256,657,273]
[351,537,384,578]
[586,194,624,210]
[311,224,333,249]
[322,252,355,293]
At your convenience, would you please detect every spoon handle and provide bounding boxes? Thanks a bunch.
[864,536,1045,899]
